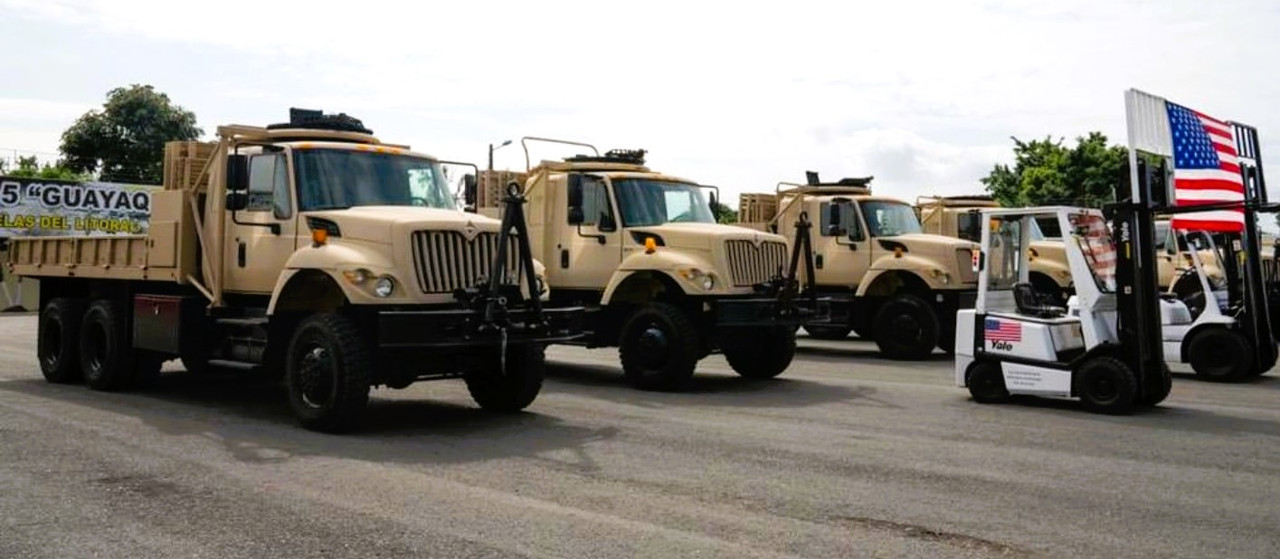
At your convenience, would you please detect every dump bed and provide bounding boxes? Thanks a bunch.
[6,141,212,284]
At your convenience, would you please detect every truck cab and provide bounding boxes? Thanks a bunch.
[476,143,816,390]
[917,195,1073,303]
[740,175,978,359]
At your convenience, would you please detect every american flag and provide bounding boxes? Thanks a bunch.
[1166,102,1245,232]
[1126,90,1247,233]
[985,318,1021,342]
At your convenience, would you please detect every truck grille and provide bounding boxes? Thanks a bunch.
[725,240,788,287]
[410,231,519,293]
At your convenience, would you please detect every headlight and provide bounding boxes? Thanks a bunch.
[677,268,717,291]
[374,275,395,298]
[342,268,372,285]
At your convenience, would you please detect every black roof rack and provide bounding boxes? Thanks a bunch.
[565,148,646,166]
[805,171,873,187]
[266,108,373,135]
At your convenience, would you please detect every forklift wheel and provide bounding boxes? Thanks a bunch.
[1075,356,1137,415]
[1187,328,1253,382]
[966,361,1009,404]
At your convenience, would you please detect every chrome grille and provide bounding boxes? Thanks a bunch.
[411,231,519,293]
[725,240,788,287]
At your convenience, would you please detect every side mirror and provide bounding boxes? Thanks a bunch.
[463,173,477,206]
[226,191,249,211]
[599,212,617,232]
[568,207,585,225]
[226,154,249,192]
[709,191,719,210]
[827,203,842,228]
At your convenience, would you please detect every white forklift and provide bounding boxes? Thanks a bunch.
[954,155,1277,413]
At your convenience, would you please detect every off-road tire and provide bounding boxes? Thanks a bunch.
[80,299,138,391]
[1075,356,1138,415]
[722,327,797,380]
[1137,362,1172,407]
[285,313,372,433]
[873,294,940,360]
[465,344,546,412]
[619,302,700,391]
[966,360,1009,403]
[803,324,852,340]
[38,298,85,384]
[1187,327,1253,382]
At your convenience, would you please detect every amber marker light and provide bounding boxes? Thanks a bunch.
[312,228,328,246]
[644,237,657,254]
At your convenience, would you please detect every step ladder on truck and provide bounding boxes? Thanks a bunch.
[953,89,1276,413]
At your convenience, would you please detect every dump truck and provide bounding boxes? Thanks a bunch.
[471,139,821,390]
[917,195,1073,302]
[7,109,582,432]
[738,174,978,359]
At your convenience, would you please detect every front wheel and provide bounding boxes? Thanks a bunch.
[465,344,546,412]
[285,313,372,433]
[1075,356,1137,415]
[1187,327,1253,382]
[722,327,797,380]
[619,303,700,391]
[873,294,940,360]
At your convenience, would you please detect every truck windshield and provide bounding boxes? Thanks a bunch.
[860,201,923,237]
[293,149,456,211]
[612,179,715,227]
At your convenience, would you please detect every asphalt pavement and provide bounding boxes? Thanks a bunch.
[1,313,1278,558]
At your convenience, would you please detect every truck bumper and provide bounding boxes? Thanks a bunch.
[714,297,832,328]
[375,306,585,349]
[805,289,978,328]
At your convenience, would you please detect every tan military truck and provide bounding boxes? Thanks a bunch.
[738,174,978,359]
[7,110,581,432]
[916,195,1073,302]
[472,140,819,390]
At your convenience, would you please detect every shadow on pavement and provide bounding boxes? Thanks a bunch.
[0,371,620,469]
[962,392,1280,439]
[543,361,898,410]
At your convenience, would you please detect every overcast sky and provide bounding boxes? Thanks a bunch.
[2,0,1277,207]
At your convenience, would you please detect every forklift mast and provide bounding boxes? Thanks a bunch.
[1109,158,1167,382]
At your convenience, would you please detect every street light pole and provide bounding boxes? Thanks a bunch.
[488,139,513,171]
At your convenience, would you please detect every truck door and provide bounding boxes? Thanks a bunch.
[224,151,299,294]
[815,200,871,288]
[551,173,622,291]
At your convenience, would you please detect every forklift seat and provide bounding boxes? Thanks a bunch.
[1013,283,1066,318]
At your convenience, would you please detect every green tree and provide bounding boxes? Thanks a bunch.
[711,199,738,224]
[60,84,202,184]
[0,155,85,180]
[982,132,1128,208]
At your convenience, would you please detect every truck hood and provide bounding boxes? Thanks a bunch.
[629,222,786,250]
[881,233,978,253]
[303,206,501,242]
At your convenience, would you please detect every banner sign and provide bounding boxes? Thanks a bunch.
[0,176,159,237]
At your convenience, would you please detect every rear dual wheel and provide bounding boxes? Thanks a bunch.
[79,299,163,391]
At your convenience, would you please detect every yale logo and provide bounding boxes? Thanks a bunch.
[990,340,1013,351]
